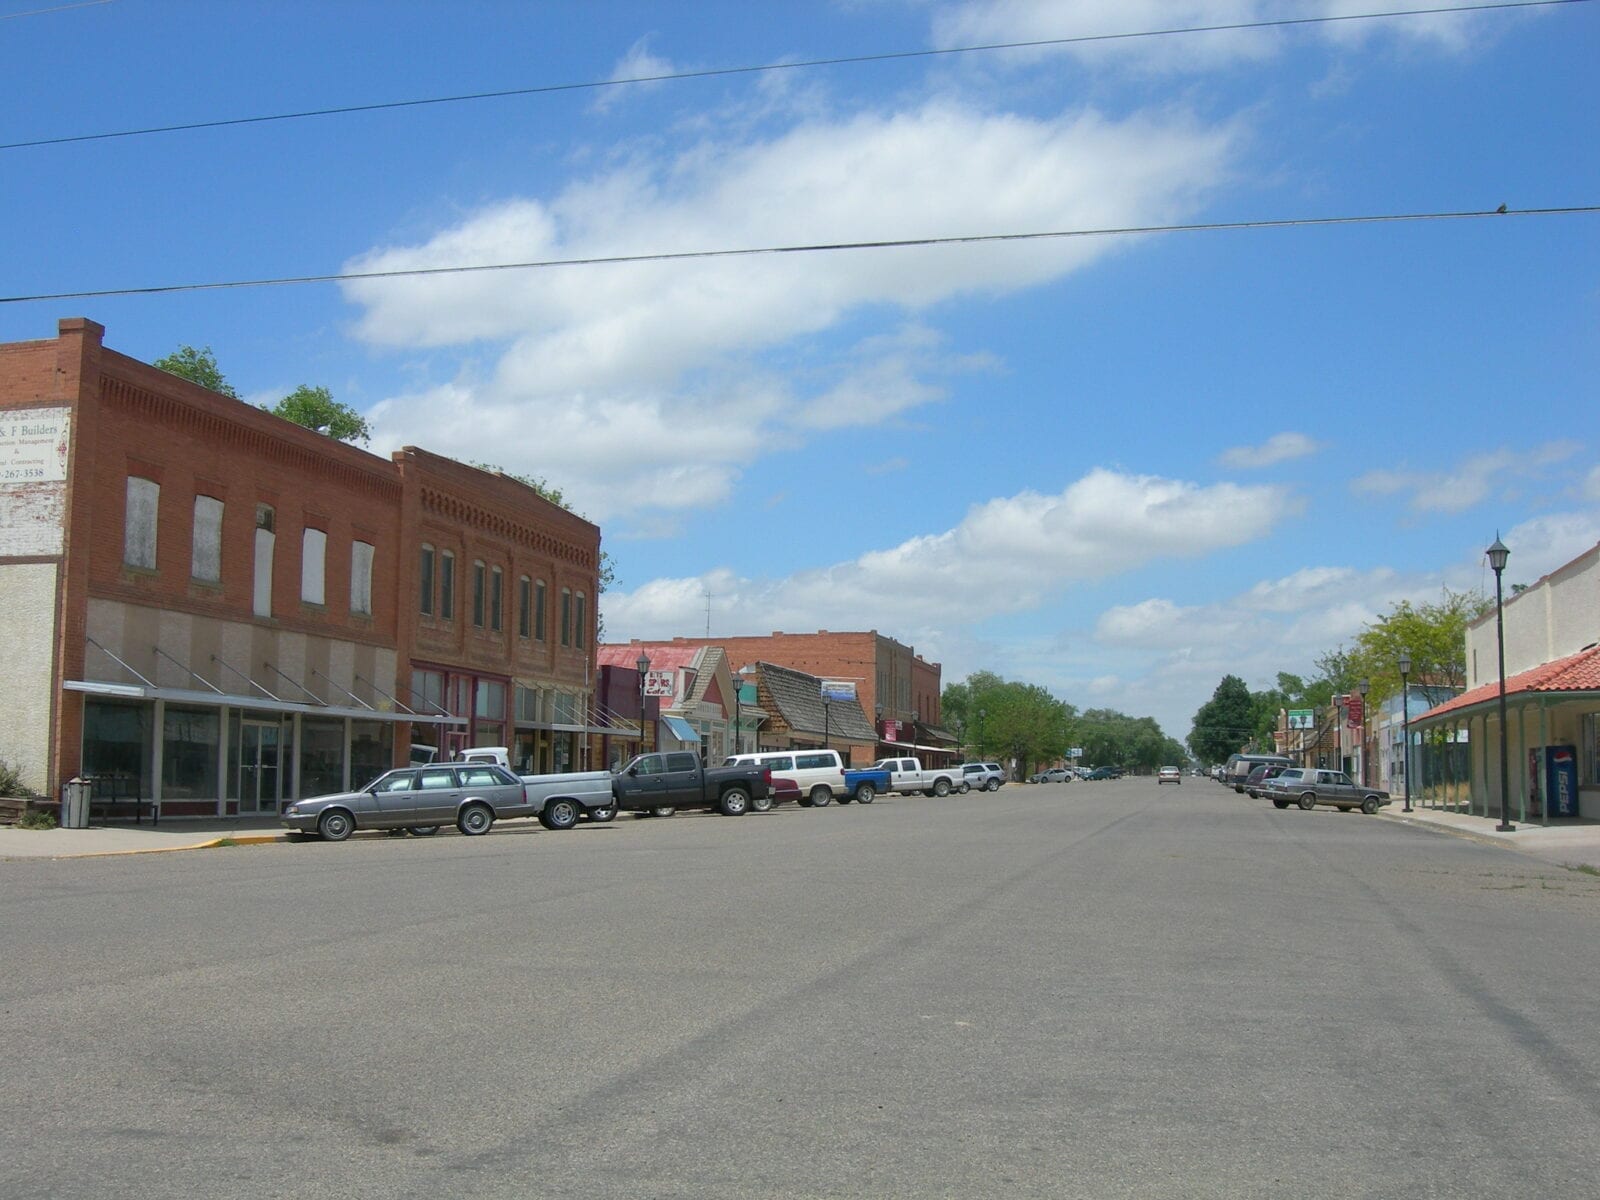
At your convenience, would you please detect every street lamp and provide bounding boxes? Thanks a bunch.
[1397,650,1412,812]
[1488,536,1515,833]
[1357,678,1370,786]
[636,652,651,752]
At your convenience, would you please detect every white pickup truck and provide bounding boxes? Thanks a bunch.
[869,757,961,798]
[455,747,617,829]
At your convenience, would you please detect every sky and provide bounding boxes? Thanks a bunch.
[3,0,1596,744]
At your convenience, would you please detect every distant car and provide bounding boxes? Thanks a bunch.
[1031,767,1073,784]
[1264,767,1391,814]
[281,764,528,841]
[1157,766,1182,785]
[1084,767,1118,780]
[960,762,1005,792]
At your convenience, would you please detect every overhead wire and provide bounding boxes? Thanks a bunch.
[2,205,1594,305]
[0,0,1587,151]
[0,0,114,19]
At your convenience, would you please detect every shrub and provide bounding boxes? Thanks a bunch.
[0,756,27,799]
[18,808,57,831]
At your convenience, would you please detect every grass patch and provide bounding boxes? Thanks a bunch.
[1566,863,1600,877]
[17,809,57,831]
[209,837,239,848]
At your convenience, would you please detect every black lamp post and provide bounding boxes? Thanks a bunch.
[636,652,651,752]
[1398,651,1412,812]
[1357,678,1370,786]
[1488,536,1515,832]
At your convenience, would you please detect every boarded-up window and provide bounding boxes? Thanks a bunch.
[124,477,159,569]
[191,495,223,582]
[419,545,435,616]
[301,528,327,605]
[351,540,374,615]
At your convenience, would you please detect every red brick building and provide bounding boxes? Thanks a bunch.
[614,631,955,764]
[0,319,600,816]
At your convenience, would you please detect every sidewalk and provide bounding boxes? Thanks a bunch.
[0,816,293,860]
[1378,803,1600,872]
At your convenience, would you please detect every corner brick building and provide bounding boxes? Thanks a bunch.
[0,319,600,816]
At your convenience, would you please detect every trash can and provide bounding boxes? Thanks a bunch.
[61,777,92,828]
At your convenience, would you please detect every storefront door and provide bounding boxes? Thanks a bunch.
[239,721,282,813]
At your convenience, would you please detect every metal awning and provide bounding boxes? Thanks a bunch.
[662,715,701,743]
[64,679,464,725]
[880,738,956,754]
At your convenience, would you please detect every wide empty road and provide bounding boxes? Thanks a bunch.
[4,779,1599,1199]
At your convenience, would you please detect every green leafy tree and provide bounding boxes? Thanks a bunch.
[265,384,372,445]
[153,345,238,398]
[1188,675,1255,764]
[1344,589,1483,705]
[946,671,1075,777]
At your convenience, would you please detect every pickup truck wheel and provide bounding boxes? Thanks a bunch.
[457,802,494,836]
[809,786,833,808]
[932,779,951,797]
[539,798,580,831]
[719,788,750,816]
[650,805,677,819]
[1361,796,1380,815]
[406,826,440,837]
[1271,799,1290,810]
[855,783,875,804]
[751,792,773,813]
[585,803,617,823]
[1298,792,1317,811]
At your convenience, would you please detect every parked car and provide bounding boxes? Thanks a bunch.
[1030,767,1073,784]
[769,776,802,807]
[614,751,771,817]
[849,757,961,798]
[1243,763,1288,798]
[1157,766,1182,785]
[1263,767,1391,814]
[725,749,845,808]
[281,763,529,841]
[1224,752,1292,793]
[959,762,1006,792]
[1084,767,1119,780]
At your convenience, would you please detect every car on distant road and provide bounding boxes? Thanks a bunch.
[282,763,529,841]
[1157,766,1182,785]
[1263,767,1391,814]
[1030,767,1073,784]
[1084,767,1119,780]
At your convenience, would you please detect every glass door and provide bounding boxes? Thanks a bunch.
[239,721,282,813]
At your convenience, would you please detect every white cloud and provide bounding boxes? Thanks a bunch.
[931,0,1507,75]
[603,468,1295,634]
[1496,511,1600,584]
[1352,441,1582,514]
[351,99,1241,520]
[1217,431,1320,469]
[591,37,678,114]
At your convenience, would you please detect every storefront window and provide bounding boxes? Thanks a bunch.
[82,699,150,792]
[350,721,392,789]
[300,717,345,798]
[162,705,219,800]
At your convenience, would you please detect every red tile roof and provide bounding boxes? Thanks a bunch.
[1418,644,1600,723]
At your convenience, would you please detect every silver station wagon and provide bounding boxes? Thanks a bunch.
[282,764,532,841]
[1264,767,1390,815]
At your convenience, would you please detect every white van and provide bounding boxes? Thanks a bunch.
[725,749,846,807]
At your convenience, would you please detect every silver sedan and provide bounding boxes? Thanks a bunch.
[281,764,530,841]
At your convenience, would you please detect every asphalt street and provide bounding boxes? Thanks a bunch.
[3,778,1598,1199]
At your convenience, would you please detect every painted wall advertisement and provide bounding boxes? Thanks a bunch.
[0,406,71,556]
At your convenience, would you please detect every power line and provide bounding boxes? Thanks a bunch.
[1,0,1585,151]
[0,0,114,20]
[2,204,1593,306]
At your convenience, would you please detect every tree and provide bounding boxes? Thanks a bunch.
[945,671,1075,776]
[1188,675,1255,764]
[1344,589,1484,705]
[153,345,238,398]
[265,385,372,445]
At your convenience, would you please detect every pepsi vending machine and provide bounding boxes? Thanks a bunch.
[1529,745,1580,818]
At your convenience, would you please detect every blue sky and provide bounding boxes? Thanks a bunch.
[4,0,1596,741]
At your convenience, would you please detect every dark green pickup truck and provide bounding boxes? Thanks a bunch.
[612,750,772,817]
